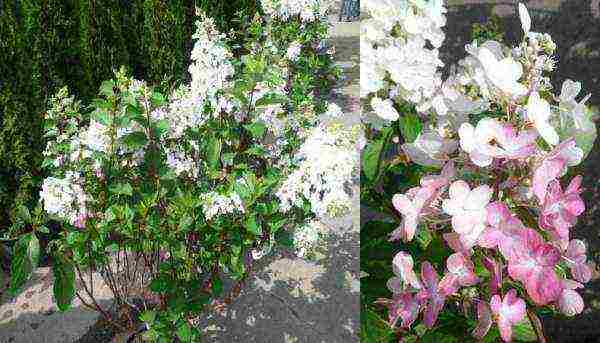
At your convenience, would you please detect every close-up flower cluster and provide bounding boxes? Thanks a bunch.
[361,1,598,341]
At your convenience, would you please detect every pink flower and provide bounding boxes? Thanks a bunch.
[506,228,562,305]
[558,279,585,317]
[416,262,453,328]
[442,180,492,248]
[479,201,525,259]
[483,256,503,295]
[391,162,454,242]
[442,253,479,290]
[532,138,583,202]
[443,232,470,255]
[388,292,421,328]
[539,176,585,250]
[563,239,592,283]
[388,252,422,292]
[490,290,526,342]
[472,301,493,339]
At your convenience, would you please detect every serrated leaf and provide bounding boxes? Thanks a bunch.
[99,80,115,97]
[53,255,75,311]
[207,136,222,172]
[140,310,156,324]
[176,322,193,342]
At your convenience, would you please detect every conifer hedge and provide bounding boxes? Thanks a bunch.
[0,0,258,231]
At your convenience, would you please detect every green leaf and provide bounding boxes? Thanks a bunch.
[398,112,422,143]
[512,318,537,342]
[15,205,31,223]
[150,276,169,293]
[254,93,287,107]
[122,131,148,150]
[207,136,222,172]
[360,307,395,343]
[53,255,76,311]
[140,310,156,324]
[245,215,262,236]
[109,182,133,196]
[212,276,223,296]
[362,128,391,182]
[8,233,38,296]
[99,80,116,97]
[243,122,267,139]
[151,91,166,107]
[176,322,193,342]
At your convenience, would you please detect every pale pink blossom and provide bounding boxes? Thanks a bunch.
[532,138,583,202]
[539,176,585,250]
[391,162,454,242]
[558,279,585,317]
[442,180,492,248]
[490,290,526,342]
[506,228,562,305]
[388,292,421,328]
[416,262,453,328]
[563,239,592,283]
[442,252,479,290]
[483,256,502,295]
[459,118,537,167]
[388,252,422,292]
[479,201,525,259]
[472,301,492,339]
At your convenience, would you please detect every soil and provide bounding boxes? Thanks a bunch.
[444,1,600,341]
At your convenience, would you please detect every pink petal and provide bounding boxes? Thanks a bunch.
[504,289,526,323]
[443,232,470,254]
[526,268,562,305]
[497,318,514,342]
[392,252,422,289]
[421,262,439,290]
[573,263,592,283]
[472,301,492,339]
[483,256,502,295]
[532,158,565,202]
[558,288,584,316]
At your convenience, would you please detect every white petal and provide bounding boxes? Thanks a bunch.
[518,3,531,34]
[458,123,476,153]
[465,185,492,210]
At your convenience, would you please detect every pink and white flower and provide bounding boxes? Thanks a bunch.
[441,252,479,291]
[563,239,592,283]
[532,138,583,202]
[506,228,562,305]
[557,279,585,317]
[442,180,492,248]
[539,176,585,250]
[391,162,454,242]
[388,292,421,328]
[416,262,453,328]
[459,118,537,167]
[490,290,527,342]
[479,201,526,259]
[388,251,422,292]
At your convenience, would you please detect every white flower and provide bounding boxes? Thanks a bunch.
[526,91,559,146]
[286,41,302,61]
[402,130,457,167]
[478,47,527,98]
[200,192,245,220]
[370,97,400,121]
[518,3,531,35]
[40,172,88,226]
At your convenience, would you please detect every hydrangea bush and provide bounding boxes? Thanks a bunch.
[361,1,597,341]
[5,1,359,340]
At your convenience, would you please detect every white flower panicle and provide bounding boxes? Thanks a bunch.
[277,116,360,217]
[293,219,327,258]
[261,0,331,22]
[40,172,88,227]
[200,192,246,220]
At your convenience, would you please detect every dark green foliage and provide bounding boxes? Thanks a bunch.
[0,0,258,233]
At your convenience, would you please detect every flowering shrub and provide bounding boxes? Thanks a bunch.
[4,1,357,340]
[361,1,597,341]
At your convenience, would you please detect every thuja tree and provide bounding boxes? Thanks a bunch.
[361,1,597,342]
[8,1,346,341]
[0,0,260,240]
